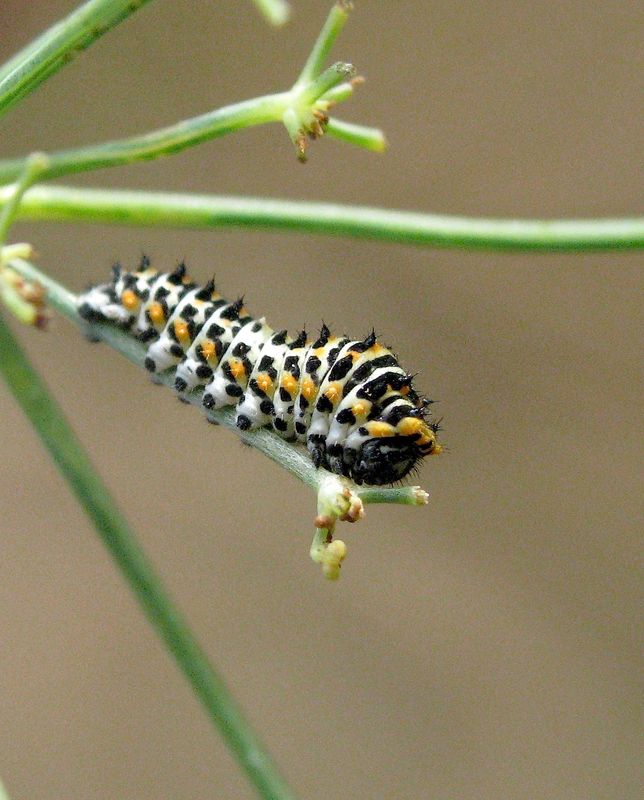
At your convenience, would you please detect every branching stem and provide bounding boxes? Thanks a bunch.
[0,154,49,245]
[0,92,291,183]
[0,4,376,184]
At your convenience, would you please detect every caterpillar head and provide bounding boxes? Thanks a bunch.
[351,420,441,485]
[351,437,419,484]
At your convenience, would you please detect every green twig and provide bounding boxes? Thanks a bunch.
[0,154,50,325]
[0,153,49,245]
[294,2,351,86]
[0,92,291,182]
[4,184,643,251]
[0,81,380,181]
[0,4,377,183]
[325,118,387,152]
[298,62,355,105]
[0,310,296,800]
[0,0,155,117]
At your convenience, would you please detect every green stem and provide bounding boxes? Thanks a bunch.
[5,184,643,251]
[325,118,387,152]
[0,75,380,183]
[298,62,355,105]
[0,313,295,800]
[358,486,426,505]
[319,80,356,105]
[0,93,292,183]
[0,153,49,244]
[0,0,155,117]
[294,2,351,86]
[0,4,375,184]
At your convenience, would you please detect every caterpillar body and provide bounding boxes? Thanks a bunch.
[78,258,442,485]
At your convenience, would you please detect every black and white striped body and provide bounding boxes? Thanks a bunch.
[78,260,442,485]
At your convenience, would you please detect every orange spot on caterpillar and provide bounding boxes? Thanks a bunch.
[367,421,396,437]
[256,373,273,393]
[174,320,190,345]
[230,359,246,379]
[324,382,343,404]
[200,340,216,361]
[121,289,139,310]
[352,400,371,418]
[281,374,298,394]
[397,417,425,437]
[416,427,441,454]
[148,302,165,326]
[301,377,316,401]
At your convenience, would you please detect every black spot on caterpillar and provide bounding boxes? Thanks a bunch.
[77,258,442,485]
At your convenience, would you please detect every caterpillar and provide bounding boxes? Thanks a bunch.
[78,257,442,485]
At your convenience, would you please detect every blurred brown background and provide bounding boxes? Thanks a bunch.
[0,2,641,798]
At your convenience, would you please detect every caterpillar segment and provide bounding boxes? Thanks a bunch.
[134,263,196,342]
[201,317,274,412]
[272,329,309,439]
[143,280,225,374]
[294,325,350,444]
[78,258,155,326]
[236,329,290,430]
[78,262,442,485]
[322,363,408,475]
[305,331,394,467]
[174,297,252,393]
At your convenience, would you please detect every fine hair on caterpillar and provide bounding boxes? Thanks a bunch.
[78,256,442,485]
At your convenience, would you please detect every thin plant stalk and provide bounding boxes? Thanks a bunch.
[294,2,350,86]
[0,153,49,245]
[0,81,376,185]
[325,118,387,152]
[4,184,642,251]
[0,93,291,183]
[0,0,156,117]
[0,154,50,325]
[0,4,377,185]
[0,311,296,800]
